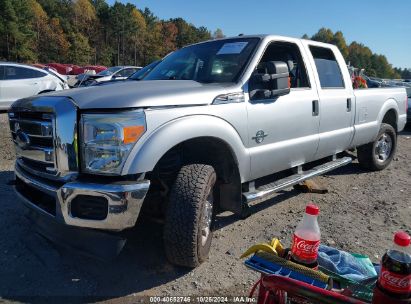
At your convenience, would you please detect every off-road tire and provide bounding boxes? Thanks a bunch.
[357,123,397,171]
[163,164,216,267]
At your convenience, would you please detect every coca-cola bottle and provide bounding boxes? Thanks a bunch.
[372,231,411,303]
[290,203,321,268]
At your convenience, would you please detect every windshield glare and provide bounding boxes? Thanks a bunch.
[98,67,122,76]
[144,38,260,83]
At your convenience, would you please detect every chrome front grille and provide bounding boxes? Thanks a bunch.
[9,96,79,182]
[9,114,56,171]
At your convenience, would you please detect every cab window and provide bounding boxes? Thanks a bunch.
[259,41,311,88]
[309,46,345,89]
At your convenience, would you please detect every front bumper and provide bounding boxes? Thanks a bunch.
[14,163,150,231]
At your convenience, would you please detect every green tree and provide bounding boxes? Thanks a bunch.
[71,0,97,61]
[13,0,37,61]
[332,31,348,59]
[196,26,211,41]
[213,28,224,39]
[109,2,128,65]
[47,17,70,62]
[311,27,334,44]
[172,18,195,48]
[0,0,19,59]
[129,7,147,65]
[68,32,92,65]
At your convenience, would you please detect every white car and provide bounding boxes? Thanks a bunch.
[75,66,141,87]
[0,62,69,111]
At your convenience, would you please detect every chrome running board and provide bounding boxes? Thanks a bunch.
[243,157,352,204]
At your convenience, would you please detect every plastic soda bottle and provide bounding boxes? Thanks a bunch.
[290,203,321,267]
[372,231,411,303]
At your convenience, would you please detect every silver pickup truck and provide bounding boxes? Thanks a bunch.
[8,35,407,267]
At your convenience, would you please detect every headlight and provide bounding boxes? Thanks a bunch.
[81,111,146,174]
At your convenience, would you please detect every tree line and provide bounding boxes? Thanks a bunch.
[0,0,225,66]
[0,1,409,79]
[303,28,410,79]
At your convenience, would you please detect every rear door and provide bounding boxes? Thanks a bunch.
[306,45,355,159]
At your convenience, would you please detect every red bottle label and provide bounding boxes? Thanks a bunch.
[291,234,320,262]
[378,266,411,294]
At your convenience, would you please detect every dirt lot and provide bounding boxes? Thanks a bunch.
[0,112,410,303]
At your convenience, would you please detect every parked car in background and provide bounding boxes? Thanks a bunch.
[69,65,107,75]
[44,63,70,75]
[90,60,161,87]
[407,87,411,125]
[0,62,69,111]
[363,75,382,88]
[75,66,141,87]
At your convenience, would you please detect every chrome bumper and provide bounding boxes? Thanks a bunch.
[14,163,150,231]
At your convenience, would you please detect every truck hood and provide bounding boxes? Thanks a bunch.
[46,80,235,109]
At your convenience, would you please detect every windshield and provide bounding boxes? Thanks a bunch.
[144,38,260,83]
[97,66,122,76]
[129,60,161,80]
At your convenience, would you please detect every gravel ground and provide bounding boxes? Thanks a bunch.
[0,112,410,303]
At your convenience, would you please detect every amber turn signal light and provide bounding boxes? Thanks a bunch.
[123,125,145,144]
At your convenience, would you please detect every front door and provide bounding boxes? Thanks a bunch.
[246,40,320,180]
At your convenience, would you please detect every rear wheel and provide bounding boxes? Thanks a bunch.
[163,164,216,267]
[357,123,397,171]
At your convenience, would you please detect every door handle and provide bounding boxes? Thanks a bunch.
[347,98,352,112]
[312,100,319,116]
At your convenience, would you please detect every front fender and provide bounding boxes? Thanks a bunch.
[122,115,250,182]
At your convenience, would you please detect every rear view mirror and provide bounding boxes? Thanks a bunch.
[249,61,290,100]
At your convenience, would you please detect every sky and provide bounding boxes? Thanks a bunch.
[107,0,411,69]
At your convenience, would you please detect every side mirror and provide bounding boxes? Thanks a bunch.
[249,61,290,100]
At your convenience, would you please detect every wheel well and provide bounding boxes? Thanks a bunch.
[145,137,242,215]
[382,109,397,131]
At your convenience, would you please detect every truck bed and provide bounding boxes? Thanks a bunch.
[351,87,407,147]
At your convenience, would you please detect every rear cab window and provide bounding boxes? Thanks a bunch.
[4,66,47,80]
[309,46,345,89]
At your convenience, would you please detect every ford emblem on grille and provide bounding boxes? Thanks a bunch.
[15,129,31,149]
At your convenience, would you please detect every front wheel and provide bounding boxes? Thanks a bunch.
[357,123,397,171]
[163,164,216,267]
